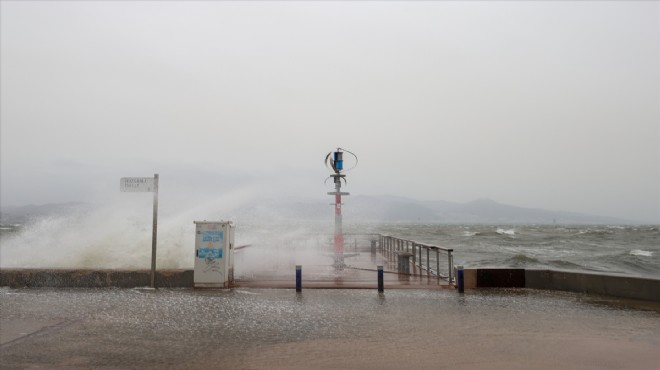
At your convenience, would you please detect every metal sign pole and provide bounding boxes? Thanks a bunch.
[325,148,356,270]
[150,173,159,288]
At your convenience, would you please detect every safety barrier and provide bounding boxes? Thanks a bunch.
[378,234,454,283]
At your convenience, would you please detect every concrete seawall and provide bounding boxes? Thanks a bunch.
[3,268,659,302]
[462,268,660,302]
[0,269,193,288]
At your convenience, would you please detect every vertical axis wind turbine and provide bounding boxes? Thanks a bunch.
[325,148,357,269]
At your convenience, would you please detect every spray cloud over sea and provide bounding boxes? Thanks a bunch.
[0,179,336,272]
[1,180,658,278]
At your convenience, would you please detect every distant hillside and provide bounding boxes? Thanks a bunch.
[0,197,636,225]
[345,196,632,224]
[231,195,634,224]
[426,198,632,224]
[0,202,89,225]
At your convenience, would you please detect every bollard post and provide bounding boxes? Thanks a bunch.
[457,265,464,293]
[296,265,302,292]
[377,265,384,292]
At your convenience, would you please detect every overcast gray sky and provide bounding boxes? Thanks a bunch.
[1,1,659,223]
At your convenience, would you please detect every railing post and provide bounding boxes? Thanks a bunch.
[436,249,440,277]
[385,236,392,258]
[426,248,430,276]
[448,250,454,283]
[387,237,391,258]
[411,243,416,267]
[387,237,390,257]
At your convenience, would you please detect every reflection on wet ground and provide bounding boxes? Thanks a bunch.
[1,287,659,369]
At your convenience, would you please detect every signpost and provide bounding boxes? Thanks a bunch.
[120,174,159,288]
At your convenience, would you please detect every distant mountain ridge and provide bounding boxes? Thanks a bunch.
[342,196,634,224]
[0,202,90,225]
[0,197,637,225]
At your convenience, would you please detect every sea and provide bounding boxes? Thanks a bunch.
[343,223,660,278]
[1,222,658,278]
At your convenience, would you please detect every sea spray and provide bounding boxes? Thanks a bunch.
[0,189,335,271]
[0,188,272,269]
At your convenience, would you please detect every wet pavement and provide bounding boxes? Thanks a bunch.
[1,287,659,369]
[234,249,451,289]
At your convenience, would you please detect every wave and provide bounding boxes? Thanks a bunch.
[547,259,585,270]
[505,254,540,267]
[629,249,654,257]
[465,228,516,237]
[496,228,515,236]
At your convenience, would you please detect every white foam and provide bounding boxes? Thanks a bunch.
[630,249,653,257]
[496,228,515,236]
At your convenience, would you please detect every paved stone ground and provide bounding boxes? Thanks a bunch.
[2,249,659,369]
[2,287,659,369]
[234,249,452,289]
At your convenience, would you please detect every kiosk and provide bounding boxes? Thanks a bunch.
[193,221,234,288]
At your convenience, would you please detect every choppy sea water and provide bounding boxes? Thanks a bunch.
[1,222,658,278]
[341,224,660,278]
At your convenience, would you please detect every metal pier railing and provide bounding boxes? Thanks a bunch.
[378,234,454,283]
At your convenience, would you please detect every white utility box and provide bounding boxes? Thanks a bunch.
[193,221,234,288]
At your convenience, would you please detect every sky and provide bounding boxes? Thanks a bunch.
[1,1,659,223]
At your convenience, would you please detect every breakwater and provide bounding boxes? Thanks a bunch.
[2,267,659,302]
[462,268,660,302]
[0,269,193,288]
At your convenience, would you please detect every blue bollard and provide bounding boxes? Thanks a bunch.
[377,265,384,292]
[296,265,302,292]
[457,265,464,293]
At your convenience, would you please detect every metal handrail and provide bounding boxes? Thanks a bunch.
[377,234,454,283]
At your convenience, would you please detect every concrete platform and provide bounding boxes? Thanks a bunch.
[1,287,658,369]
[0,250,451,290]
[235,250,451,289]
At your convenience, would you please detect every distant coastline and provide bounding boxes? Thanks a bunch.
[1,197,651,226]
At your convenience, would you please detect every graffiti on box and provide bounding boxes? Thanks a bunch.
[197,248,223,274]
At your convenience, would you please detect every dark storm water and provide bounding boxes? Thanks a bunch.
[1,223,658,278]
[338,224,660,278]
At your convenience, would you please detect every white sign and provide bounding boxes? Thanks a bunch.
[120,177,155,192]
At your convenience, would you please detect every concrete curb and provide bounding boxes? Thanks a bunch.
[461,268,660,302]
[0,269,193,288]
